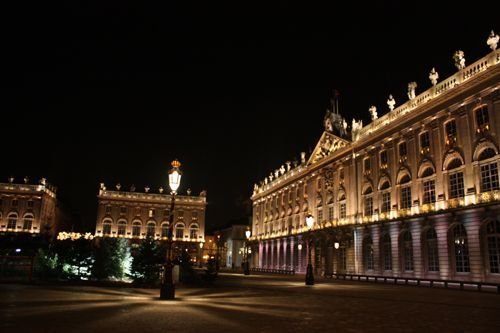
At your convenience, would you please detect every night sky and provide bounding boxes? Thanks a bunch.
[6,1,499,231]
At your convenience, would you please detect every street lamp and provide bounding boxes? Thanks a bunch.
[199,242,204,268]
[160,159,182,300]
[305,214,315,285]
[244,228,251,275]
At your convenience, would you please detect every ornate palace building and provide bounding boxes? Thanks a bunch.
[250,33,500,284]
[0,177,67,240]
[95,183,207,250]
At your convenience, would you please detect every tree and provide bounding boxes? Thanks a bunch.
[92,238,130,281]
[130,237,163,286]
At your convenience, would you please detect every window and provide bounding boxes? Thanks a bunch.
[381,192,391,213]
[401,187,412,209]
[364,158,371,173]
[23,214,33,230]
[486,220,500,273]
[382,233,392,270]
[363,237,374,270]
[132,222,141,237]
[399,142,407,159]
[364,197,373,216]
[105,205,111,214]
[480,163,499,192]
[146,222,155,237]
[27,200,34,208]
[425,228,440,272]
[117,221,126,236]
[148,209,155,218]
[452,224,470,272]
[401,230,414,271]
[177,211,184,220]
[7,213,17,229]
[191,211,198,220]
[445,120,457,145]
[120,206,127,214]
[175,224,185,239]
[328,205,334,221]
[339,247,347,271]
[420,131,430,149]
[161,223,170,238]
[423,180,436,204]
[475,105,489,129]
[317,209,323,222]
[102,222,112,236]
[380,150,388,166]
[12,199,18,207]
[449,172,464,199]
[190,224,199,239]
[338,191,346,219]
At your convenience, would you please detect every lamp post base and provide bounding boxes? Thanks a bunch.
[160,264,175,300]
[305,263,314,285]
[243,262,250,275]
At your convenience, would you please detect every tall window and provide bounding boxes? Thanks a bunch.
[117,221,126,236]
[132,221,141,237]
[317,209,323,222]
[120,206,127,214]
[380,150,388,166]
[175,223,185,239]
[445,120,457,145]
[420,131,430,152]
[382,233,392,271]
[328,205,334,221]
[23,214,33,230]
[12,199,18,207]
[161,223,170,238]
[423,180,436,204]
[105,205,111,214]
[102,222,112,236]
[425,228,439,272]
[339,247,347,271]
[146,222,155,237]
[27,200,34,208]
[475,105,489,129]
[401,187,411,209]
[148,209,155,218]
[486,220,500,273]
[453,224,470,272]
[7,213,17,229]
[401,230,414,271]
[338,191,346,219]
[363,237,374,270]
[399,142,407,159]
[190,224,199,239]
[364,158,371,173]
[364,196,373,216]
[382,192,391,213]
[449,172,464,199]
[479,148,499,192]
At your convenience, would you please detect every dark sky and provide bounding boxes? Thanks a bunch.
[6,1,499,231]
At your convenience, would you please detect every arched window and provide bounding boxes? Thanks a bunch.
[424,228,439,272]
[478,148,499,192]
[161,222,170,238]
[146,221,156,238]
[363,186,373,216]
[401,230,414,271]
[381,233,392,271]
[23,213,34,230]
[7,213,18,230]
[175,223,185,239]
[189,223,199,239]
[338,190,346,219]
[399,174,412,209]
[102,219,112,236]
[363,236,374,271]
[132,221,142,237]
[485,220,500,273]
[117,220,127,236]
[452,224,470,272]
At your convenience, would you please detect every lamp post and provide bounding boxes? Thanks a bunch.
[243,229,251,275]
[160,159,182,300]
[199,241,204,268]
[305,214,315,285]
[215,234,221,272]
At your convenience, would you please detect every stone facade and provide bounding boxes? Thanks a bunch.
[251,45,500,283]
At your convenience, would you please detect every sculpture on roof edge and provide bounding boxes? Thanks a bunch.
[387,94,396,111]
[407,82,417,100]
[487,30,499,51]
[453,50,466,70]
[429,68,439,86]
[369,106,378,121]
[324,109,334,132]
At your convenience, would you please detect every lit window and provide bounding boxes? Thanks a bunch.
[132,222,141,237]
[401,186,412,209]
[486,220,500,273]
[399,142,407,159]
[117,221,126,236]
[475,105,489,130]
[453,224,470,272]
[7,213,17,229]
[103,222,112,236]
[146,222,155,237]
[364,196,373,216]
[423,180,436,204]
[381,192,391,213]
[175,224,184,239]
[23,214,33,230]
[420,131,430,149]
[449,172,464,199]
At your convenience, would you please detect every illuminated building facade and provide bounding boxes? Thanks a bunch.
[95,183,207,255]
[0,177,66,240]
[251,38,500,283]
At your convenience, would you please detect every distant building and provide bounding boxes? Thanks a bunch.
[251,39,500,283]
[0,177,69,241]
[216,224,250,269]
[95,183,207,256]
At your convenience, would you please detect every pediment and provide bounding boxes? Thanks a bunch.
[307,131,349,165]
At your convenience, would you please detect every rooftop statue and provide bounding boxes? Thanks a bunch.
[453,50,466,70]
[323,109,334,132]
[407,82,417,100]
[369,105,378,121]
[429,67,439,86]
[387,94,396,111]
[487,30,499,51]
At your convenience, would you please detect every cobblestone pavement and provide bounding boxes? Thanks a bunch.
[1,273,499,333]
